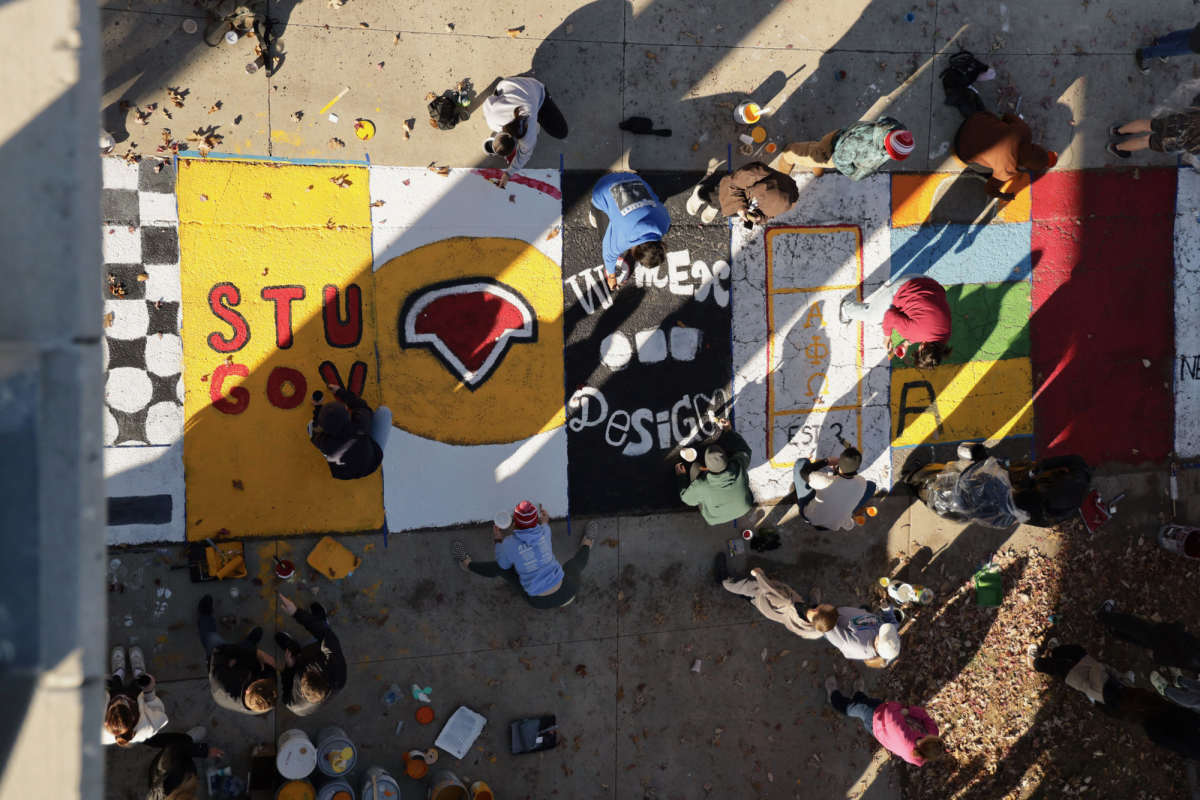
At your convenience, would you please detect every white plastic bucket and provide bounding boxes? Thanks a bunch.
[360,767,401,800]
[277,729,317,780]
[316,725,357,777]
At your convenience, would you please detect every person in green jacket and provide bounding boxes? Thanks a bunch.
[777,116,914,180]
[675,419,755,525]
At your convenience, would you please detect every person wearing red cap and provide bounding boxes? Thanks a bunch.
[777,116,913,180]
[451,503,596,609]
[954,112,1057,200]
[840,276,953,369]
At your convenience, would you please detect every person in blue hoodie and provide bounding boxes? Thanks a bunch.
[588,173,671,291]
[453,501,595,609]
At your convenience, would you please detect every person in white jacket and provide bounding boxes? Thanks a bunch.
[481,76,568,188]
[794,447,876,531]
[716,561,824,641]
[103,645,168,747]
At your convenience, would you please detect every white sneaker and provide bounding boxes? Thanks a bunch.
[957,443,974,460]
[588,209,597,229]
[700,205,719,224]
[824,675,838,699]
[187,726,207,742]
[129,646,146,677]
[686,185,705,216]
[110,646,126,677]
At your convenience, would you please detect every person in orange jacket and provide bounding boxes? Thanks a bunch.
[953,111,1057,200]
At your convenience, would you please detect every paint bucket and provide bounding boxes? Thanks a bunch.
[276,780,317,800]
[751,126,767,143]
[277,729,318,780]
[316,779,355,800]
[402,750,427,779]
[494,511,511,529]
[361,767,401,800]
[469,782,494,800]
[741,529,753,541]
[429,771,469,800]
[733,101,761,125]
[1158,525,1200,559]
[275,558,296,580]
[316,726,357,776]
[680,447,697,462]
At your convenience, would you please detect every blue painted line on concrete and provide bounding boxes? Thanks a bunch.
[175,149,370,166]
[890,221,1033,285]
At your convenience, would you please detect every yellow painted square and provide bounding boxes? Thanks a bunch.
[891,172,1031,228]
[890,358,1033,447]
[178,160,382,539]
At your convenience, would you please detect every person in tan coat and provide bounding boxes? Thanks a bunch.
[686,162,798,226]
[715,559,824,640]
[954,111,1057,200]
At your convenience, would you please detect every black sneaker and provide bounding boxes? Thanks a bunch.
[310,602,328,620]
[1105,143,1132,160]
[274,631,297,652]
[198,594,214,618]
[1097,599,1116,619]
[1109,124,1125,137]
[246,626,264,644]
[1134,48,1151,75]
[713,552,730,586]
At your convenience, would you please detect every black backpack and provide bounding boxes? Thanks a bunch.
[428,96,461,131]
[941,50,989,118]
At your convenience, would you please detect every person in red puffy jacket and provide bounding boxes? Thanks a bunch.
[840,275,953,369]
[825,676,946,766]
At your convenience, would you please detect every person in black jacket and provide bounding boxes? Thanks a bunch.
[308,382,389,480]
[1097,600,1200,671]
[276,592,347,716]
[144,731,223,800]
[197,594,277,715]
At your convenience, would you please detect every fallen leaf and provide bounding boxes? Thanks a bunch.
[424,91,438,102]
[262,192,272,200]
[329,173,353,188]
[402,119,414,133]
[136,273,149,281]
[358,21,369,28]
[575,664,588,677]
[102,312,114,328]
[393,32,401,46]
[328,138,346,149]
[231,479,244,490]
[166,87,186,108]
[546,226,561,241]
[506,26,524,37]
[376,61,385,70]
[208,101,222,114]
[692,141,700,151]
[646,51,658,59]
[119,100,131,112]
[509,194,516,203]
[290,111,303,122]
[370,200,386,208]
[344,704,361,714]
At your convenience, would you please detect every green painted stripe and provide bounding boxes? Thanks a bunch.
[891,280,1031,366]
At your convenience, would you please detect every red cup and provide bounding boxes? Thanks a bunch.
[742,529,753,540]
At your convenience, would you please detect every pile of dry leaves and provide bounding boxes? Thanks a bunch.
[882,517,1199,800]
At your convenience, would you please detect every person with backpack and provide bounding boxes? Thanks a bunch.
[776,117,913,179]
[953,111,1056,200]
[1134,27,1200,74]
[840,275,953,369]
[685,162,798,226]
[589,172,670,291]
[453,505,596,609]
[308,383,389,480]
[482,77,568,189]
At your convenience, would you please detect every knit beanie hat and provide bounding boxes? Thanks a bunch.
[318,402,351,435]
[513,501,539,529]
[705,446,728,474]
[884,129,915,160]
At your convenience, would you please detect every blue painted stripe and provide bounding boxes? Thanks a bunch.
[890,221,1032,284]
[175,149,370,166]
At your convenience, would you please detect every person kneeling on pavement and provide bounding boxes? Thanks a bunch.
[793,447,876,531]
[777,117,913,180]
[589,172,671,291]
[954,111,1056,200]
[714,559,825,641]
[454,503,595,609]
[812,602,901,668]
[309,383,390,480]
[685,162,798,226]
[825,677,945,766]
[276,592,347,717]
[676,419,754,525]
[841,276,953,369]
[197,594,277,715]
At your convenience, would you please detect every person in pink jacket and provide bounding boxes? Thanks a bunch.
[825,676,946,766]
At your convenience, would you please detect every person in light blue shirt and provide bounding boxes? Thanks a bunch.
[453,501,595,609]
[589,173,671,291]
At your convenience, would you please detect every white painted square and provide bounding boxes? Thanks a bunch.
[104,298,150,341]
[1175,168,1200,456]
[101,157,139,190]
[139,191,178,225]
[102,225,142,264]
[143,262,182,302]
[383,428,569,532]
[104,441,185,544]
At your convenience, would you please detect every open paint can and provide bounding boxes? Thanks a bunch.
[429,771,468,800]
[316,778,355,800]
[360,767,400,800]
[276,780,316,800]
[316,726,357,777]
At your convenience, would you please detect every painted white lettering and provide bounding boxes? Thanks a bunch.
[667,250,693,296]
[634,264,669,288]
[655,409,672,449]
[568,387,608,432]
[623,409,655,456]
[605,409,631,447]
[692,260,715,302]
[672,395,701,446]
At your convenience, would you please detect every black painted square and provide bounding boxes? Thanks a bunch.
[108,494,173,526]
[147,301,180,335]
[102,188,139,226]
[103,264,147,301]
[106,337,147,371]
[562,171,733,518]
[109,406,148,446]
[149,371,182,406]
[139,159,176,194]
[141,226,179,265]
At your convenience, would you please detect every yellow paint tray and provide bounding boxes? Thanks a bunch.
[307,536,361,581]
[204,541,248,580]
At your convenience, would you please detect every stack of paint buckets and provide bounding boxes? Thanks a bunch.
[276,730,318,800]
[316,727,358,800]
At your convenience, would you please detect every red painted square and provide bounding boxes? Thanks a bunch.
[1030,170,1175,464]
